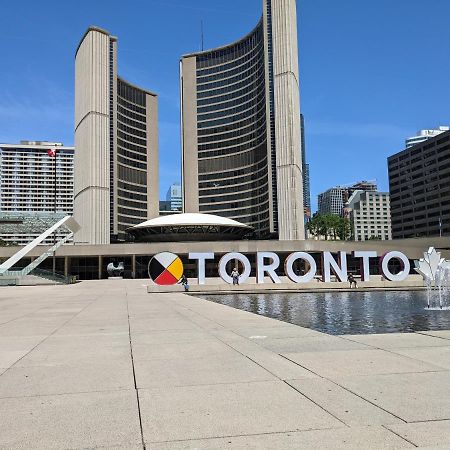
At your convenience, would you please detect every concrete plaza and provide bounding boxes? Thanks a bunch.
[0,280,449,449]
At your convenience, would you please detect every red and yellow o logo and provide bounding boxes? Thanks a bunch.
[148,252,184,285]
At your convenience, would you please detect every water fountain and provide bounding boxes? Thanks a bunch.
[415,247,450,309]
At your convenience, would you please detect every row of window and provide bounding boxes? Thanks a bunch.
[117,96,146,116]
[117,130,146,147]
[200,185,269,205]
[117,155,147,170]
[118,80,146,107]
[117,112,147,132]
[117,121,147,140]
[198,138,267,160]
[197,81,265,115]
[118,180,147,194]
[198,156,268,181]
[118,164,147,186]
[197,57,265,92]
[199,172,269,194]
[198,114,267,142]
[197,74,265,110]
[198,143,267,173]
[117,146,147,162]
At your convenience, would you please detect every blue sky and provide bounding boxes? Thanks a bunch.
[1,0,449,208]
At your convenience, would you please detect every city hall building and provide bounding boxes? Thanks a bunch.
[181,0,305,241]
[74,27,159,246]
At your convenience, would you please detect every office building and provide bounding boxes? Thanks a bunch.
[0,141,74,245]
[347,190,392,241]
[0,141,74,214]
[388,130,450,238]
[74,27,159,245]
[166,183,182,211]
[301,114,311,217]
[318,181,377,216]
[181,0,304,240]
[406,126,449,149]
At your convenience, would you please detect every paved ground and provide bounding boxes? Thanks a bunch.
[0,280,449,449]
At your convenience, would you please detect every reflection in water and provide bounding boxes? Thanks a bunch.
[199,291,450,335]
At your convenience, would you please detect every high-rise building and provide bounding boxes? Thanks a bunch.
[166,183,182,211]
[318,181,377,216]
[0,141,74,245]
[347,190,392,241]
[180,0,304,240]
[0,141,74,214]
[388,130,450,238]
[300,114,311,215]
[74,27,159,244]
[405,126,449,149]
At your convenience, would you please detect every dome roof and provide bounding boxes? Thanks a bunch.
[132,213,252,230]
[127,213,253,242]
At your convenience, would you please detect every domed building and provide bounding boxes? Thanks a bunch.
[127,213,253,242]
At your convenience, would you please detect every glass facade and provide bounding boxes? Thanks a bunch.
[115,78,149,241]
[194,20,273,238]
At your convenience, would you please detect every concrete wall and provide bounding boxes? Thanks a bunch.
[269,0,305,240]
[180,56,199,213]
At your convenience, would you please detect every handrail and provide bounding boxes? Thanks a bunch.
[0,216,78,275]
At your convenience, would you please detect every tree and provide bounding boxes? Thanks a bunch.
[307,214,352,241]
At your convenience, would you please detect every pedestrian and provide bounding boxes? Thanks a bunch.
[178,274,189,292]
[348,273,357,289]
[231,267,240,285]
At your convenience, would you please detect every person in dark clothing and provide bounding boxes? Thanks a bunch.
[178,274,189,292]
[348,273,357,289]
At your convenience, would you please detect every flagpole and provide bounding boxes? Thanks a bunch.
[53,148,57,277]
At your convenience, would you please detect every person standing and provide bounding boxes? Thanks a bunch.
[231,267,240,285]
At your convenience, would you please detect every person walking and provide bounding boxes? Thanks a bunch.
[179,274,189,292]
[231,267,240,286]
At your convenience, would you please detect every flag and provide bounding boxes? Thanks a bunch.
[47,149,56,157]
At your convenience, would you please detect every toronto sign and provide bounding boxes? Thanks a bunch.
[148,250,412,286]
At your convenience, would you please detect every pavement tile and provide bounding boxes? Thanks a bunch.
[139,381,343,442]
[335,371,450,422]
[255,335,369,353]
[390,347,450,370]
[131,329,212,345]
[0,362,134,397]
[132,339,235,361]
[387,421,450,448]
[130,318,200,332]
[287,378,403,426]
[342,332,450,349]
[134,353,276,388]
[232,325,322,339]
[147,426,412,449]
[13,335,131,367]
[0,390,142,449]
[282,349,446,378]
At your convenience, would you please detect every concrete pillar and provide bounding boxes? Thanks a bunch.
[64,257,69,277]
[132,254,136,279]
[98,256,103,280]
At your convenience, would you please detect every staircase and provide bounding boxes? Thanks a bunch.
[0,216,79,285]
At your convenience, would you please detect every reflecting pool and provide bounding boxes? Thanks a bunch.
[198,291,450,335]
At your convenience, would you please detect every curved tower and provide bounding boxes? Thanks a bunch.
[74,27,158,244]
[181,0,304,240]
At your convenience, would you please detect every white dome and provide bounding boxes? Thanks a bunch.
[132,213,252,230]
